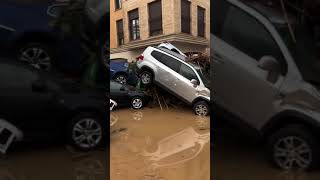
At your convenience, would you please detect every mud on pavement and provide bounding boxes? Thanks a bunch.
[110,108,210,180]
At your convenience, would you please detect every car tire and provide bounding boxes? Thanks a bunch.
[114,74,127,84]
[267,124,320,170]
[193,101,210,116]
[69,113,105,151]
[131,97,144,109]
[139,70,153,85]
[16,42,55,72]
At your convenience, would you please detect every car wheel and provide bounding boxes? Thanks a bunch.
[17,42,54,71]
[131,97,144,109]
[69,113,104,151]
[267,125,319,170]
[140,71,153,85]
[114,74,127,84]
[193,101,209,116]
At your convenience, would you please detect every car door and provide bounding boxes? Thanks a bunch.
[110,81,129,107]
[212,1,287,129]
[176,63,200,103]
[0,63,58,137]
[151,50,182,92]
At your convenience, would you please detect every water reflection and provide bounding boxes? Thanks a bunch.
[110,108,210,180]
[142,127,210,168]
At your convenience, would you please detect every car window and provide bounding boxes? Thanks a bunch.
[0,64,38,88]
[179,63,199,82]
[214,1,287,75]
[151,50,181,72]
[161,54,181,72]
[151,50,163,60]
[110,81,122,92]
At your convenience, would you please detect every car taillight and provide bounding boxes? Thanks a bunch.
[137,55,144,61]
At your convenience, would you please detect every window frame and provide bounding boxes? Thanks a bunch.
[197,6,206,37]
[148,0,163,36]
[116,19,124,46]
[181,0,191,34]
[128,9,140,41]
[115,0,122,10]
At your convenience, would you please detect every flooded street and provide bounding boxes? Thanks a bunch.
[110,108,210,180]
[213,126,320,180]
[0,147,106,180]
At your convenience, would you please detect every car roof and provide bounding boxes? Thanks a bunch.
[155,47,187,61]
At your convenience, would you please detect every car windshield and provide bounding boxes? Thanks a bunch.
[275,23,320,85]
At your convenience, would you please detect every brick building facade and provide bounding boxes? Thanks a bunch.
[110,0,210,61]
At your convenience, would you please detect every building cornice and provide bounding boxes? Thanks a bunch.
[110,33,209,54]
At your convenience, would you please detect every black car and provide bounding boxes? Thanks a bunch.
[110,81,150,109]
[0,59,107,151]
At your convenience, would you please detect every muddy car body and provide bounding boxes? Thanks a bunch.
[212,0,320,170]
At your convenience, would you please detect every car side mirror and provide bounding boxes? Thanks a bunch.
[32,80,48,93]
[258,56,281,83]
[191,79,199,88]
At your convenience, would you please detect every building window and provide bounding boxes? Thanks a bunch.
[115,0,121,10]
[128,9,140,41]
[148,0,163,36]
[198,6,205,37]
[181,0,191,34]
[116,19,124,46]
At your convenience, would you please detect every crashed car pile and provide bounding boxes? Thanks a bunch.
[109,42,211,117]
[0,0,109,153]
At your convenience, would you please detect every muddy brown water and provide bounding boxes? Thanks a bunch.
[213,127,320,180]
[110,107,210,180]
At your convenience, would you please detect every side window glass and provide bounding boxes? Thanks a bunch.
[221,5,287,75]
[161,54,181,72]
[151,50,163,60]
[179,64,198,81]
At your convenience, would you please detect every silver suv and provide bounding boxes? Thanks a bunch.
[136,46,210,116]
[213,0,320,170]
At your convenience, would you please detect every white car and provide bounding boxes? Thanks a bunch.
[137,46,210,116]
[158,42,187,57]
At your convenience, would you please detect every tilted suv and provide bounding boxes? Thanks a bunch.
[212,0,320,170]
[136,46,210,116]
